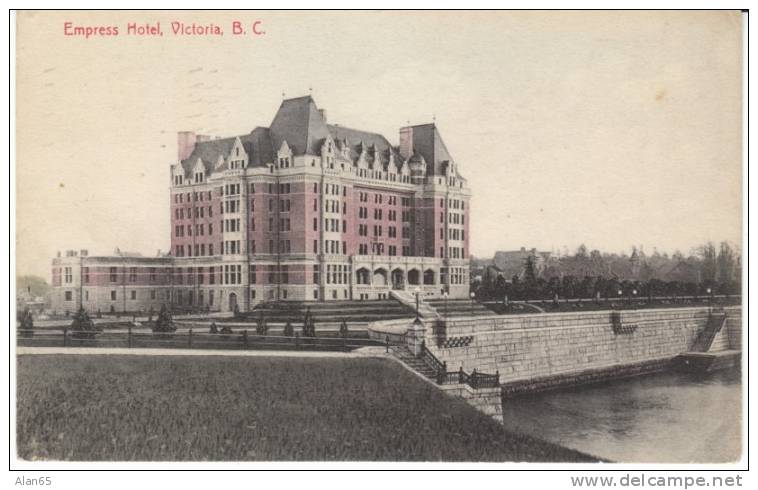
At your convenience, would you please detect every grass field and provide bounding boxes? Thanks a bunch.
[16,355,597,462]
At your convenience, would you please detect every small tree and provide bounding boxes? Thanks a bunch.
[220,324,233,335]
[152,304,176,338]
[18,308,34,338]
[70,306,101,339]
[283,321,294,337]
[209,321,218,334]
[255,313,268,336]
[339,320,349,338]
[233,303,240,318]
[303,316,316,338]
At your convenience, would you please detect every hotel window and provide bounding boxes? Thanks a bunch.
[313,264,320,284]
[82,267,90,283]
[209,244,214,255]
[313,217,318,231]
[64,267,72,283]
[129,267,137,282]
[64,291,72,301]
[313,240,318,253]
[130,290,137,300]
[268,265,276,283]
[109,267,117,282]
[281,265,289,284]
[110,290,117,301]
[249,265,257,284]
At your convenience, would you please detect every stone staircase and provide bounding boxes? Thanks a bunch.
[240,299,415,325]
[390,290,439,319]
[691,313,727,353]
[427,298,497,317]
[392,345,438,381]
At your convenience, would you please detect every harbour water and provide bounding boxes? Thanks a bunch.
[501,368,742,463]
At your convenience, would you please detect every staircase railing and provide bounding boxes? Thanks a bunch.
[419,341,499,389]
[420,340,447,382]
[691,313,727,352]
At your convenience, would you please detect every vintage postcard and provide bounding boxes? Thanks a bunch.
[12,9,746,473]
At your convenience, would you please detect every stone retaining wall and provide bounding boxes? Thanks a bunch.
[424,307,741,383]
[439,384,503,422]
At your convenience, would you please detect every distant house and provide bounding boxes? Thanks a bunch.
[16,287,45,316]
[492,247,550,280]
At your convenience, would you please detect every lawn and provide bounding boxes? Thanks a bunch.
[16,355,597,462]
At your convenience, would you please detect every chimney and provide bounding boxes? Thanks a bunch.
[80,249,88,257]
[177,131,197,161]
[318,109,327,122]
[399,127,414,160]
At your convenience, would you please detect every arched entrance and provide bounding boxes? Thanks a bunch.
[408,269,420,286]
[391,268,405,290]
[373,268,388,286]
[228,292,238,312]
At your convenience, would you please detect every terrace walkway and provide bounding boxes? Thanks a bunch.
[16,346,388,358]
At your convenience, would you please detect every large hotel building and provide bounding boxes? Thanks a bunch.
[51,96,471,313]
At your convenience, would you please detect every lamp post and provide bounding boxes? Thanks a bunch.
[707,287,712,315]
[470,291,476,316]
[443,291,449,320]
[414,286,421,321]
[632,289,637,310]
[617,289,623,309]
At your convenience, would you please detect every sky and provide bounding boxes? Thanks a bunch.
[15,11,743,279]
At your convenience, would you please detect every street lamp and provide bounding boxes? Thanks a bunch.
[470,291,476,316]
[706,287,712,315]
[632,289,637,310]
[443,291,449,319]
[414,286,421,321]
[617,289,623,309]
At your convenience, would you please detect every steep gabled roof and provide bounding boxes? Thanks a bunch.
[327,124,402,167]
[269,95,330,156]
[406,123,456,176]
[179,129,273,176]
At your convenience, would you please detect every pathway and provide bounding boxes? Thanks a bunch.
[16,346,389,358]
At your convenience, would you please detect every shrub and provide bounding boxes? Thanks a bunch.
[70,307,101,339]
[283,321,294,337]
[255,311,268,336]
[18,308,34,338]
[302,316,316,338]
[152,304,176,338]
[209,322,218,334]
[339,320,349,338]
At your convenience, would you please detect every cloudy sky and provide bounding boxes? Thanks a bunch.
[15,10,743,279]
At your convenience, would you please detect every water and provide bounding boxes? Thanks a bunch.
[501,369,742,463]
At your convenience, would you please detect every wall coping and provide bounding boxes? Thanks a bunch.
[440,305,741,323]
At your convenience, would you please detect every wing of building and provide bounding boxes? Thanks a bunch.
[51,95,472,314]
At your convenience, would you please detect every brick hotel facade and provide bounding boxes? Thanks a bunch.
[51,96,471,313]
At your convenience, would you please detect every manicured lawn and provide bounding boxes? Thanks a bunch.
[16,355,596,462]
